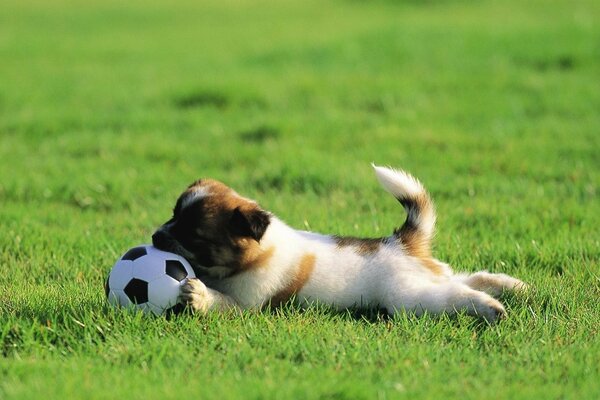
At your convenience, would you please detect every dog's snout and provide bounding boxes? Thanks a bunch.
[152,229,172,251]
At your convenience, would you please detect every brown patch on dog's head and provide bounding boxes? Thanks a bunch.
[152,179,273,278]
[269,253,316,307]
[333,236,382,256]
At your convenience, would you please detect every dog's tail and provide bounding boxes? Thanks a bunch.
[372,164,436,258]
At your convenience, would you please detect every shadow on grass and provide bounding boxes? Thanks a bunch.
[238,125,280,143]
[173,90,229,109]
[261,297,518,330]
[2,288,532,358]
[171,89,268,111]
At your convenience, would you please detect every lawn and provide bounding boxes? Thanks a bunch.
[1,0,599,398]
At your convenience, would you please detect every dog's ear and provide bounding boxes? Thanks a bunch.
[229,206,270,242]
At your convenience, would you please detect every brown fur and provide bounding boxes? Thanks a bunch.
[269,253,316,306]
[400,233,443,275]
[198,177,440,274]
[394,193,430,254]
[333,236,381,256]
[237,242,275,271]
[186,179,253,224]
[181,179,272,272]
[397,229,431,259]
[393,192,442,275]
[162,178,443,279]
[421,258,445,275]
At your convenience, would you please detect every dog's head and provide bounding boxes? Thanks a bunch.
[152,179,271,278]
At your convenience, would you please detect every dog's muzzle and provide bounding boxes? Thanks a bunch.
[152,229,176,252]
[152,229,198,265]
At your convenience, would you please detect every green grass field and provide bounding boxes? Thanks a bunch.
[1,0,599,398]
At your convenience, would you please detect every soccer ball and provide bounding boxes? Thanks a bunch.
[105,244,195,316]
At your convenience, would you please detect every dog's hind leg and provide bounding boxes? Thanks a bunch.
[385,281,507,323]
[455,272,528,297]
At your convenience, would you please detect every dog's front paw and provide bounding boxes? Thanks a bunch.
[179,278,211,313]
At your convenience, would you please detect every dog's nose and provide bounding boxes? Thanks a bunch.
[152,230,171,251]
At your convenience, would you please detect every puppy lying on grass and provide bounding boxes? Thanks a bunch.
[152,165,526,322]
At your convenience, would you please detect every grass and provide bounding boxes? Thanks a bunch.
[1,0,599,398]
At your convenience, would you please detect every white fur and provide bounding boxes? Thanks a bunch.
[372,164,436,241]
[372,164,424,198]
[182,166,526,322]
[181,186,210,209]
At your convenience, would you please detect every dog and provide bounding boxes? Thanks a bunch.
[152,165,527,322]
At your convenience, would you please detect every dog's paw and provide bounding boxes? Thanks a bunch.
[511,278,529,294]
[461,272,530,297]
[472,296,507,324]
[179,278,211,313]
[494,273,529,295]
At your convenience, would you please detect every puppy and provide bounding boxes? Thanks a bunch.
[152,165,526,322]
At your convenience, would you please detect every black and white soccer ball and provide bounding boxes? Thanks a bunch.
[105,245,195,316]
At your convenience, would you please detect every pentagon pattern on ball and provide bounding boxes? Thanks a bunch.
[121,246,147,261]
[107,245,197,316]
[124,278,149,304]
[108,261,134,291]
[165,260,188,282]
[132,253,170,282]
